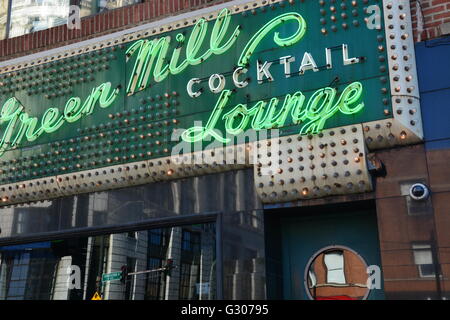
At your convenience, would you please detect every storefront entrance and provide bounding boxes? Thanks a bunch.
[265,201,385,300]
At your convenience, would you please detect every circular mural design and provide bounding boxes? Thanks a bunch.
[304,246,370,300]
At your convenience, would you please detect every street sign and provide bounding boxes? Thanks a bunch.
[102,271,122,282]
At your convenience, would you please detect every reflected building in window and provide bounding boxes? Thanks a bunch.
[0,0,8,40]
[0,170,264,300]
[0,225,217,300]
[8,0,70,38]
[306,248,369,300]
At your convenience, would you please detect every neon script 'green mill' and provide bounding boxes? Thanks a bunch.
[0,82,119,157]
[0,8,365,158]
[125,8,241,95]
[125,9,306,95]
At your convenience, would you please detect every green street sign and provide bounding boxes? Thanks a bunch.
[0,0,390,185]
[102,272,122,282]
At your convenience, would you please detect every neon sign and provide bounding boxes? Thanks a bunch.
[0,3,377,164]
[0,82,119,157]
[181,82,364,143]
[125,9,307,95]
[125,8,242,95]
[177,10,364,143]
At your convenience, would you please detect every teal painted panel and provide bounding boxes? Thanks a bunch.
[280,209,385,300]
[0,0,391,184]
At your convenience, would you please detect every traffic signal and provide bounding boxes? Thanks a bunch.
[163,259,174,277]
[120,265,128,284]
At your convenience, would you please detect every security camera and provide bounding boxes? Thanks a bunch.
[409,183,430,201]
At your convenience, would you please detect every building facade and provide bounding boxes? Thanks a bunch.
[0,0,449,300]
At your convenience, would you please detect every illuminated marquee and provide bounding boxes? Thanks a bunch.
[0,0,422,204]
[123,9,365,143]
[0,7,367,158]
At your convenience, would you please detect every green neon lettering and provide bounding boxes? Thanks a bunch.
[41,108,65,133]
[20,114,42,142]
[139,37,171,88]
[0,97,23,122]
[186,18,212,65]
[169,33,189,75]
[125,40,148,95]
[64,97,82,123]
[12,114,34,145]
[258,96,296,129]
[249,100,269,130]
[299,82,364,135]
[126,11,308,96]
[0,98,24,156]
[0,82,120,157]
[181,90,232,143]
[182,82,365,143]
[237,12,307,67]
[273,93,305,128]
[98,82,120,108]
[299,87,337,135]
[127,8,240,96]
[290,92,307,124]
[0,117,20,155]
[337,82,365,115]
[80,87,103,116]
[223,103,254,135]
[210,8,241,55]
[223,93,299,134]
[126,37,171,95]
[250,98,279,130]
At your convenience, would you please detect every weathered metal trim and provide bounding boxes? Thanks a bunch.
[253,124,373,203]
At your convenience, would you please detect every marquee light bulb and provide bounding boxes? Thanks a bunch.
[400,131,407,140]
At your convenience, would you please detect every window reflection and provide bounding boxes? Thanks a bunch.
[306,247,369,300]
[0,170,265,300]
[0,223,216,300]
[9,0,70,38]
[222,210,266,300]
[0,240,86,300]
[79,0,141,18]
[3,0,143,39]
[0,0,8,40]
[98,0,140,12]
[324,251,346,284]
[412,244,436,278]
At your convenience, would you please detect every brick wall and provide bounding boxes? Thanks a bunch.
[411,0,450,41]
[0,0,449,62]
